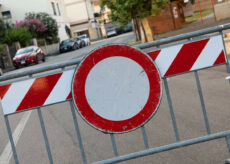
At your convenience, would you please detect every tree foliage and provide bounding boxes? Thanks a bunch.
[15,18,47,38]
[4,27,32,47]
[25,12,58,43]
[0,19,12,44]
[100,0,168,26]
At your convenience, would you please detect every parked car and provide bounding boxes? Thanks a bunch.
[115,27,124,35]
[106,28,117,37]
[74,37,85,48]
[123,24,133,33]
[59,39,78,53]
[13,46,45,69]
[78,34,90,46]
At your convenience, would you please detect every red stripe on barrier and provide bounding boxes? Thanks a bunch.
[164,38,209,77]
[214,50,226,65]
[66,92,72,100]
[0,84,11,99]
[147,50,161,61]
[16,73,62,112]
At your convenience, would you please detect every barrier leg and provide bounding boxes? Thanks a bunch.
[226,135,230,156]
[69,101,87,164]
[110,134,118,157]
[194,71,211,135]
[37,108,53,164]
[141,126,149,149]
[225,135,230,164]
[220,31,230,74]
[4,115,19,164]
[163,78,180,141]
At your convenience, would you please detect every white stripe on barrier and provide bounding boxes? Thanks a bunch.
[191,35,223,70]
[155,44,183,76]
[2,79,34,115]
[44,69,74,105]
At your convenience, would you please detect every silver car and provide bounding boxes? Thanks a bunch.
[78,34,90,46]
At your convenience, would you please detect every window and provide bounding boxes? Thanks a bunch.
[51,2,57,15]
[56,3,61,16]
[2,11,11,19]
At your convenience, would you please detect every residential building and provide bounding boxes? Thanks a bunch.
[92,0,110,38]
[0,0,70,41]
[64,0,101,40]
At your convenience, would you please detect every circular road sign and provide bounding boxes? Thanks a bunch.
[72,44,162,133]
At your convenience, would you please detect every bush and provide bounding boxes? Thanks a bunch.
[0,44,4,58]
[4,27,32,47]
[37,39,46,47]
[25,12,58,43]
[0,19,12,44]
[15,18,47,38]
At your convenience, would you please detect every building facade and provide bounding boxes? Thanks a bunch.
[0,0,70,41]
[64,0,101,40]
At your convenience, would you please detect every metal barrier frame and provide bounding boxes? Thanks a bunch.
[1,24,230,164]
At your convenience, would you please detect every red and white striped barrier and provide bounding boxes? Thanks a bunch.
[147,35,226,77]
[0,35,226,115]
[0,69,74,115]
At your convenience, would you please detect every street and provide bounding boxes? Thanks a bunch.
[3,32,135,76]
[1,32,230,164]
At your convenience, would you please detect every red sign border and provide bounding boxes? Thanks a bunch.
[72,44,162,133]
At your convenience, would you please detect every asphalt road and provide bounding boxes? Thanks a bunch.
[1,32,230,164]
[3,32,135,76]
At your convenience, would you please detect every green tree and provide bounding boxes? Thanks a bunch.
[4,27,32,47]
[100,0,168,41]
[25,12,58,44]
[0,19,12,44]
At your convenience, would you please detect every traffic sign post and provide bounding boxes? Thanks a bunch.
[72,45,162,133]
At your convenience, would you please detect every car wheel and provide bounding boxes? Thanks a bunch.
[35,57,39,64]
[15,66,19,69]
[42,55,45,62]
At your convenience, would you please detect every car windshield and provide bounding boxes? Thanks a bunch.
[61,39,73,45]
[108,28,115,32]
[16,47,34,55]
[79,35,86,39]
[74,37,80,41]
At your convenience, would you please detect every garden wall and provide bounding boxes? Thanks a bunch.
[214,1,230,21]
[40,43,59,56]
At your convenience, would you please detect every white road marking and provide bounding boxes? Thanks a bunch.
[0,111,32,164]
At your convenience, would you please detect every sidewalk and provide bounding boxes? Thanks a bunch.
[155,14,230,40]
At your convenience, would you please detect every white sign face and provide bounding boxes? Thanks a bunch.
[72,45,162,133]
[85,56,150,121]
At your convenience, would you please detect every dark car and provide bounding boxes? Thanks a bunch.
[13,46,45,69]
[123,24,133,32]
[74,37,85,48]
[59,39,78,53]
[115,27,124,35]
